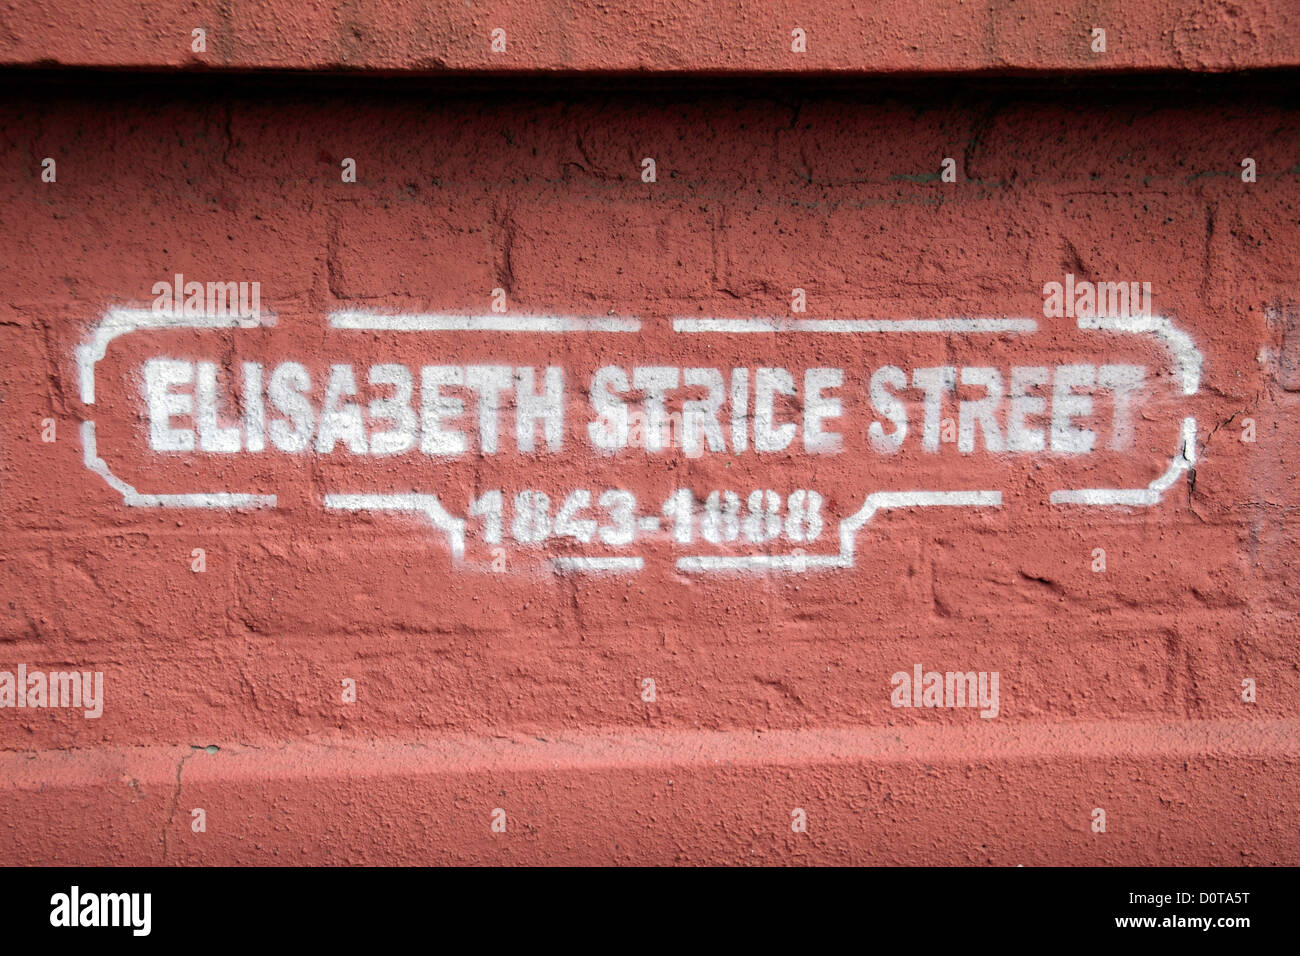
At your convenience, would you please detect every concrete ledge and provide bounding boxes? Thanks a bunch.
[3,720,1298,864]
[1,1,1298,75]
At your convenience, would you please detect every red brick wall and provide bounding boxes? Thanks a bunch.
[1,3,1298,864]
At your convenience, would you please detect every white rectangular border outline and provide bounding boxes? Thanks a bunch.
[77,308,277,510]
[77,308,1201,573]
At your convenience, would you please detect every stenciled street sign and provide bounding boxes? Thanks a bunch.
[76,300,1201,574]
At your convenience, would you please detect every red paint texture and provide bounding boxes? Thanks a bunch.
[1,2,1299,865]
[1,0,1299,73]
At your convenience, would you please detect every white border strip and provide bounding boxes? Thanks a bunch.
[1078,313,1202,395]
[76,307,273,405]
[323,493,467,558]
[551,556,644,573]
[1050,418,1197,506]
[672,317,1038,334]
[676,553,845,572]
[81,422,276,509]
[1049,312,1202,506]
[331,311,641,333]
[76,308,278,510]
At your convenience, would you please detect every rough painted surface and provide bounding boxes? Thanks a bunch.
[1,72,1299,864]
[1,0,1299,74]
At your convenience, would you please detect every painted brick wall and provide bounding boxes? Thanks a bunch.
[1,2,1298,864]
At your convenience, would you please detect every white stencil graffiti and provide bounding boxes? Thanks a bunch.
[76,306,1201,573]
